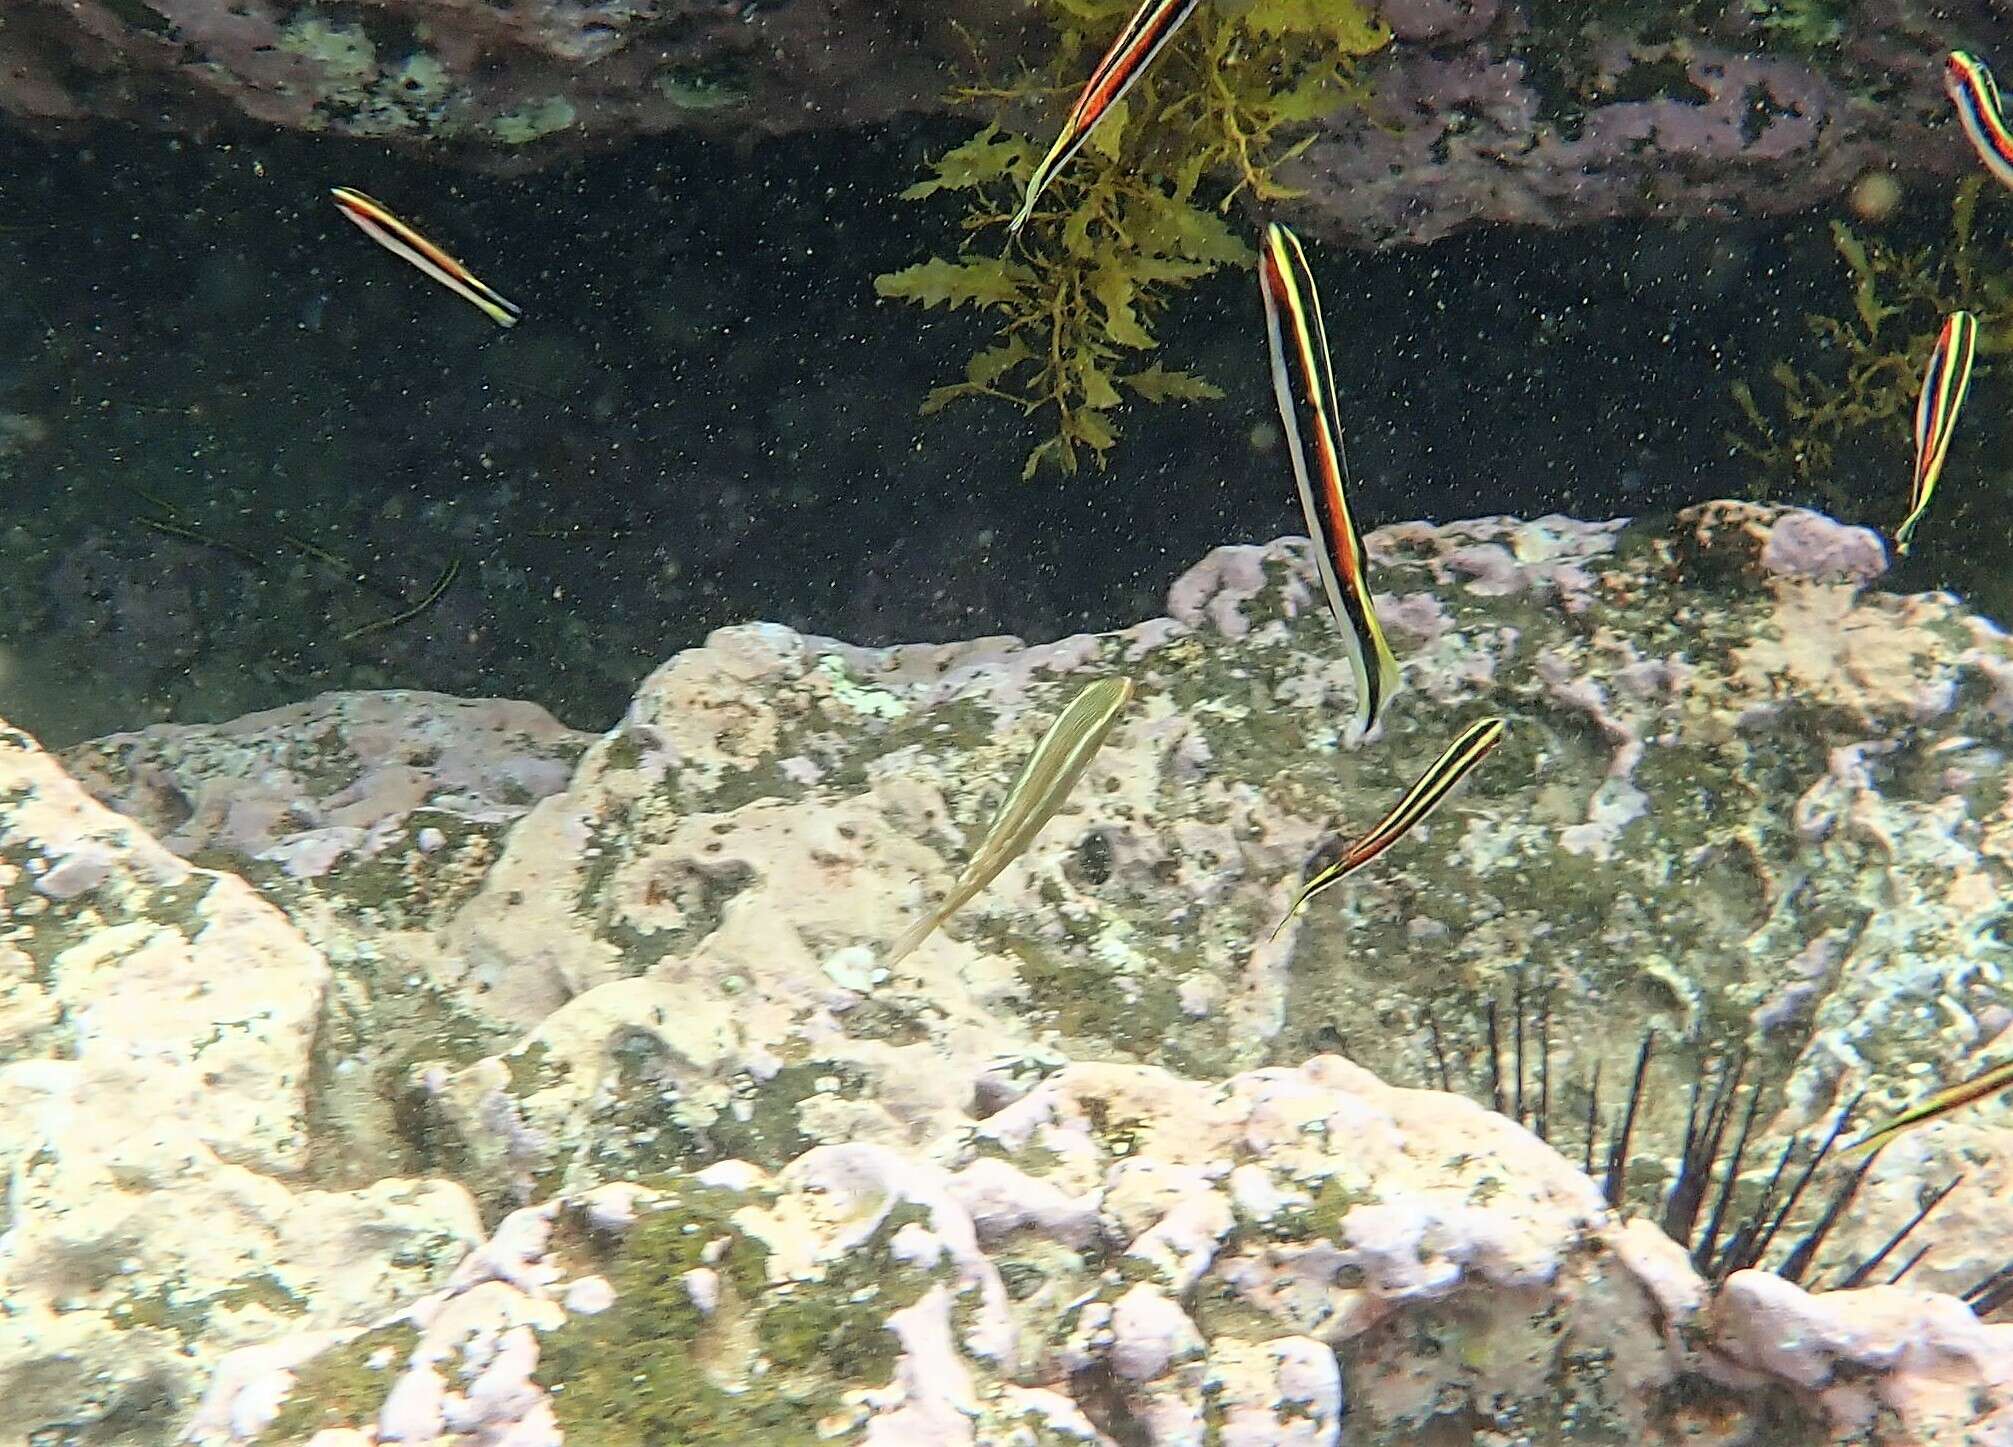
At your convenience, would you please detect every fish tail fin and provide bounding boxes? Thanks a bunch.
[1369,636,1402,735]
[1010,133,1073,236]
[1268,887,1310,944]
[1841,1128,1890,1161]
[883,910,943,969]
[474,288,523,328]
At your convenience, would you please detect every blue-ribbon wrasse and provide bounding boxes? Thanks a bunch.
[1947,51,2013,191]
[1271,716,1506,936]
[331,187,522,328]
[1897,309,1977,555]
[1257,221,1401,740]
[1008,0,1202,234]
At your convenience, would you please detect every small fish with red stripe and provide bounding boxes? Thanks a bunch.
[1271,717,1507,937]
[1896,309,1977,555]
[1008,0,1202,234]
[1946,50,2013,191]
[1257,221,1401,740]
[330,187,522,328]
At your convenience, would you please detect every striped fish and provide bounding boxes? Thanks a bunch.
[330,187,522,328]
[1849,1057,2013,1157]
[1271,717,1506,937]
[1896,310,1977,555]
[1258,222,1401,739]
[1947,51,2013,191]
[1008,0,1202,234]
[885,676,1134,966]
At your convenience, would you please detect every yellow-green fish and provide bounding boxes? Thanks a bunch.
[1272,716,1506,938]
[1896,310,1977,555]
[885,676,1134,965]
[1848,1057,2013,1157]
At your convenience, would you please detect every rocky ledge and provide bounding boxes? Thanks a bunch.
[6,501,2013,1443]
[1,2,1995,244]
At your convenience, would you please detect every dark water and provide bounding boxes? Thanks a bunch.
[0,116,1983,744]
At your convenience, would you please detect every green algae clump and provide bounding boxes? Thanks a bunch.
[534,1184,940,1444]
[536,1185,795,1444]
[256,1323,419,1444]
[876,0,1389,479]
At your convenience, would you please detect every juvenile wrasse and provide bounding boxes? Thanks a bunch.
[1897,310,1977,555]
[1271,716,1506,938]
[1257,222,1400,739]
[340,558,461,643]
[1947,51,2013,191]
[885,676,1134,966]
[1007,0,1201,234]
[1849,1057,2013,1157]
[331,187,522,328]
[134,513,269,568]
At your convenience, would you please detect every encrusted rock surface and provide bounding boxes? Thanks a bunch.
[60,689,589,877]
[0,0,1008,154]
[187,1059,2013,1445]
[1,2,1997,244]
[0,720,483,1439]
[1282,1,1964,248]
[8,501,2013,1441]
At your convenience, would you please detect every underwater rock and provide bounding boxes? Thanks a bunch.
[13,500,2013,1440]
[0,2,1992,244]
[0,0,1014,157]
[0,720,483,1439]
[195,1057,2013,1444]
[1290,41,1881,248]
[1285,1,1980,246]
[64,504,2013,1224]
[1708,1268,2013,1439]
[60,688,589,877]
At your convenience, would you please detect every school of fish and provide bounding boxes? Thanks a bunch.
[322,24,2013,1159]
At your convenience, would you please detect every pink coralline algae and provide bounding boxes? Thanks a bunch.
[1284,3,1976,246]
[1758,508,1892,585]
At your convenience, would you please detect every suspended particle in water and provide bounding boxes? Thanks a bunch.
[1849,171,1903,224]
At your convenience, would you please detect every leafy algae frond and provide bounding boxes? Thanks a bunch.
[1729,177,2010,510]
[875,0,1389,479]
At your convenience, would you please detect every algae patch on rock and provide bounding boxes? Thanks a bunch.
[255,1322,419,1444]
[535,1185,936,1443]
